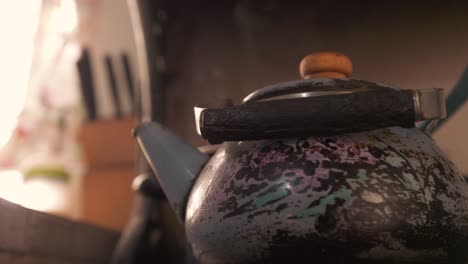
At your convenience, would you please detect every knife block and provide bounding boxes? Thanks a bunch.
[78,117,137,231]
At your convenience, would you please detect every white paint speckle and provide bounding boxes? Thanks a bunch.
[384,205,392,215]
[361,191,385,203]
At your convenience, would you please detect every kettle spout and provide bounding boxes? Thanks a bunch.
[134,122,209,222]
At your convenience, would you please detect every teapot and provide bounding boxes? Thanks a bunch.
[134,52,468,263]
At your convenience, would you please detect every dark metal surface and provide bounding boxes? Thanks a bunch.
[133,173,166,200]
[111,195,163,264]
[185,127,468,263]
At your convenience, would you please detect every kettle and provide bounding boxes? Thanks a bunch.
[134,52,468,263]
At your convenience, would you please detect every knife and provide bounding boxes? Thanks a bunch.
[104,55,123,118]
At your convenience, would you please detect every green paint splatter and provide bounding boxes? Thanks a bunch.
[357,169,368,182]
[253,185,289,207]
[295,187,352,219]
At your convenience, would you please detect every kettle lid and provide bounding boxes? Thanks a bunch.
[244,52,396,103]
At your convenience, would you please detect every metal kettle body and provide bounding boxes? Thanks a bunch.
[185,127,468,263]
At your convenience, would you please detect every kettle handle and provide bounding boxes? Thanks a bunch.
[196,89,425,144]
[196,88,445,144]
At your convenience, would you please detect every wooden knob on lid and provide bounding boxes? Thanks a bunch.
[299,51,353,79]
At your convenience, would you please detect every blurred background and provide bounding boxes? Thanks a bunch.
[0,0,467,262]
